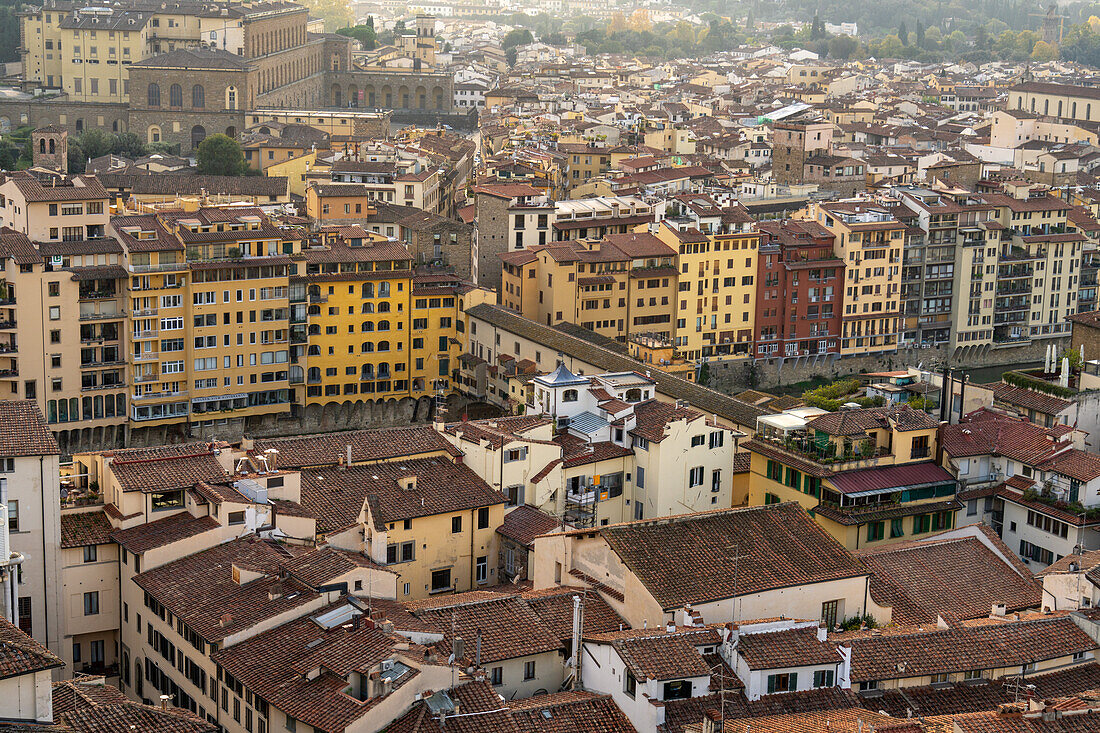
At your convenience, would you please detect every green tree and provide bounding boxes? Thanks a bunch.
[502,28,534,49]
[112,132,147,159]
[67,140,86,174]
[828,34,859,58]
[898,21,909,46]
[915,19,925,47]
[195,134,248,176]
[366,15,374,30]
[1031,38,1058,61]
[76,129,113,160]
[336,24,376,50]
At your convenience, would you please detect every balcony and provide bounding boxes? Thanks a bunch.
[128,262,186,273]
[0,320,17,330]
[80,309,127,322]
[133,373,161,383]
[753,433,891,471]
[132,307,158,317]
[132,330,158,339]
[131,389,187,401]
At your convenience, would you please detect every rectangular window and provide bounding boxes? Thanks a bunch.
[7,501,16,533]
[491,667,502,685]
[476,556,487,584]
[813,669,835,688]
[477,507,489,529]
[83,545,97,563]
[451,516,462,533]
[431,568,451,593]
[688,466,704,487]
[766,673,797,693]
[866,521,885,542]
[83,591,99,615]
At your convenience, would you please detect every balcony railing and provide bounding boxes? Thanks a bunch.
[755,433,892,470]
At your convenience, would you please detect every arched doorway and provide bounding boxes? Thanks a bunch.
[190,125,207,150]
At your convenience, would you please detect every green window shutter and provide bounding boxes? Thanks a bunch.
[767,675,776,694]
[789,672,798,690]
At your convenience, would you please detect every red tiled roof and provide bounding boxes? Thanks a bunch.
[0,616,63,680]
[110,512,220,554]
[59,510,114,548]
[857,533,1040,624]
[0,400,59,456]
[847,616,1097,682]
[252,425,459,469]
[497,506,561,548]
[599,504,866,610]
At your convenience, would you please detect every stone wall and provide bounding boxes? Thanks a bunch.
[705,338,1067,392]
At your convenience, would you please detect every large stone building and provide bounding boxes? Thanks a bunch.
[6,0,459,148]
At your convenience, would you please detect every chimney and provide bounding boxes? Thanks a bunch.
[347,444,353,466]
[666,619,677,633]
[817,623,828,642]
[701,709,722,733]
[991,603,1007,618]
[160,694,171,710]
[400,476,417,491]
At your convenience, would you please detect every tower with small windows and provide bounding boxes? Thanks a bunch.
[31,125,67,173]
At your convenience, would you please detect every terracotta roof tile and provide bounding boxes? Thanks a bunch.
[0,616,63,680]
[211,599,426,733]
[857,535,1040,625]
[847,617,1097,682]
[0,401,59,456]
[737,627,840,670]
[252,426,459,469]
[497,506,561,548]
[300,457,505,536]
[522,586,627,642]
[110,512,220,554]
[59,510,114,548]
[600,504,866,610]
[407,592,562,664]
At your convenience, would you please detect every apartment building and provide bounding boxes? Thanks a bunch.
[891,187,1001,350]
[296,228,465,406]
[1009,81,1100,124]
[500,232,678,343]
[979,183,1082,345]
[657,221,760,361]
[743,404,959,550]
[799,201,903,356]
[109,207,294,431]
[754,219,844,358]
[0,402,65,669]
[944,410,1100,568]
[551,196,655,242]
[472,183,554,289]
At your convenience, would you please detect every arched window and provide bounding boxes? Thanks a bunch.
[226,86,237,110]
[38,139,45,154]
[169,84,182,107]
[562,389,578,402]
[361,364,374,378]
[378,362,390,378]
[377,320,390,331]
[307,324,320,335]
[625,388,642,402]
[361,321,373,332]
[378,282,391,297]
[147,125,161,144]
[377,340,390,352]
[48,139,55,154]
[148,83,160,107]
[361,342,373,353]
[361,282,374,298]
[192,84,205,108]
[307,345,321,356]
[361,302,374,314]
[307,366,321,381]
[377,301,391,313]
